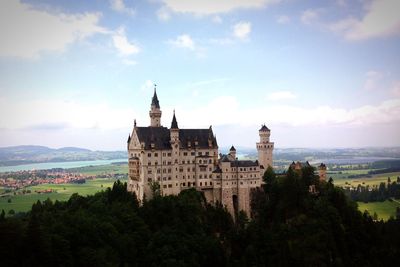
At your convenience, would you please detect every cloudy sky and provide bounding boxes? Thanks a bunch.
[0,0,399,150]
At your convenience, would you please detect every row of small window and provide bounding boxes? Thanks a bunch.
[226,167,257,172]
[147,151,213,157]
[223,174,257,178]
[223,181,258,185]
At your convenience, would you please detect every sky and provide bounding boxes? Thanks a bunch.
[0,0,399,150]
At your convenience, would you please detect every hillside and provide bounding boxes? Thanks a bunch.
[1,171,400,266]
[0,145,126,166]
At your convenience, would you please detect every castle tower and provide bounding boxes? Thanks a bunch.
[318,163,327,181]
[169,111,180,195]
[229,145,236,159]
[256,124,274,170]
[149,86,162,127]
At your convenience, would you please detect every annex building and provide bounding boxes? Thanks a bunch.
[127,89,274,215]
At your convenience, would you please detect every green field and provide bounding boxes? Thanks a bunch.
[332,171,400,187]
[68,163,128,176]
[357,200,400,221]
[0,178,127,214]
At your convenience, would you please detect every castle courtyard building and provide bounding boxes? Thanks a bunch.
[127,89,274,215]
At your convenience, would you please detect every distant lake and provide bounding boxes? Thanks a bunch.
[0,159,127,173]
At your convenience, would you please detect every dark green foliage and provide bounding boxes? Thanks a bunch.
[1,175,400,266]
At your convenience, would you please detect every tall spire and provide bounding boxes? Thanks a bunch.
[151,84,160,108]
[171,109,179,129]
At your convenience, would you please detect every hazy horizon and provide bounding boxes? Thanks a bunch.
[1,0,399,150]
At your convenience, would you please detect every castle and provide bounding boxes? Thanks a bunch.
[127,88,274,215]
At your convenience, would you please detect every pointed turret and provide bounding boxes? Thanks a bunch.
[149,84,162,127]
[151,87,160,109]
[171,110,179,129]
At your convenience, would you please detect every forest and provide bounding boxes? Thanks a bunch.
[1,165,400,266]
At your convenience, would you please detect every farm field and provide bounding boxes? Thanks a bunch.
[0,178,127,214]
[331,171,400,187]
[357,200,400,221]
[68,163,128,176]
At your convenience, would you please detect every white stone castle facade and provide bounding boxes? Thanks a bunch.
[127,89,274,215]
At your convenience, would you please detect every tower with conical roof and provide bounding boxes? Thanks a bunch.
[256,124,274,171]
[149,85,162,127]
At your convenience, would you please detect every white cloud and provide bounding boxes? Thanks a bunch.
[168,34,195,50]
[176,95,400,130]
[363,70,383,91]
[110,0,135,16]
[277,15,290,24]
[301,9,320,25]
[141,80,155,92]
[0,0,107,59]
[212,16,223,24]
[159,0,280,16]
[0,97,136,131]
[112,27,140,55]
[391,81,400,97]
[267,91,297,101]
[330,0,400,40]
[122,59,137,66]
[157,6,171,21]
[233,22,252,40]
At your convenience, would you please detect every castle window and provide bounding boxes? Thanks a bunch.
[240,182,243,185]
[198,152,202,156]
[148,169,152,174]
[205,182,207,186]
[163,169,166,173]
[148,162,151,165]
[183,183,186,186]
[168,153,171,156]
[148,153,151,157]
[155,162,158,165]
[183,152,188,156]
[209,159,212,164]
[205,152,209,155]
[168,161,171,165]
[199,160,202,164]
[210,182,212,185]
[209,174,212,178]
[168,168,171,173]
[163,152,166,156]
[187,160,190,164]
[148,178,152,182]
[157,169,160,174]
[182,160,185,164]
[155,153,158,157]
[168,176,171,180]
[200,166,207,172]
[163,177,166,181]
[200,182,202,186]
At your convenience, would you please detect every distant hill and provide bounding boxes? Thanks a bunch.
[0,145,126,166]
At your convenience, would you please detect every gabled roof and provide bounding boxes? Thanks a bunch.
[230,160,259,167]
[230,145,236,151]
[134,127,218,150]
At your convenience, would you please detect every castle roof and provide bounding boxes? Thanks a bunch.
[151,89,160,108]
[127,134,131,143]
[135,127,218,150]
[230,145,236,151]
[230,160,259,168]
[259,124,270,131]
[171,111,178,129]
